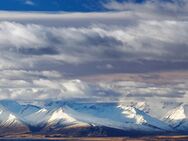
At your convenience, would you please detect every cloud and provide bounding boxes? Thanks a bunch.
[0,21,187,71]
[104,0,188,17]
[99,80,188,101]
[0,72,120,100]
[1,67,186,102]
[0,1,187,101]
[25,0,35,6]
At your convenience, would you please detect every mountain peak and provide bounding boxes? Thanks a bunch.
[48,107,77,124]
[163,104,188,129]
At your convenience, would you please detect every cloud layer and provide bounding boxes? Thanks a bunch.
[104,0,188,17]
[0,21,187,71]
[0,20,187,101]
[0,0,187,101]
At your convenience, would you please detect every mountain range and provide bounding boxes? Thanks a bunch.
[0,100,188,137]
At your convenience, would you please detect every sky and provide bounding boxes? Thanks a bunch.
[0,0,144,12]
[0,0,187,103]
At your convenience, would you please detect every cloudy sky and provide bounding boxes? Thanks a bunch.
[0,0,187,103]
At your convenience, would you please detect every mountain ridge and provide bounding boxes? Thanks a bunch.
[0,100,188,137]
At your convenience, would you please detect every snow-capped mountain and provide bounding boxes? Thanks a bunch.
[0,104,29,135]
[1,100,188,136]
[47,108,89,127]
[64,102,172,132]
[23,107,89,129]
[24,108,49,127]
[163,104,188,131]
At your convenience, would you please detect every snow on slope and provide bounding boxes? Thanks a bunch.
[119,105,172,131]
[47,108,89,128]
[24,108,49,127]
[0,104,22,127]
[22,101,173,132]
[2,99,188,133]
[163,104,188,130]
[124,100,180,119]
[0,104,29,134]
[24,107,89,128]
[64,103,172,132]
[48,108,76,124]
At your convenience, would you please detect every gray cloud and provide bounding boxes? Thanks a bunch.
[0,73,120,100]
[104,0,188,17]
[18,47,59,55]
[0,21,188,66]
[99,80,188,102]
[0,21,187,73]
[0,0,187,101]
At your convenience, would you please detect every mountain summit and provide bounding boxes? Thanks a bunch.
[0,100,187,137]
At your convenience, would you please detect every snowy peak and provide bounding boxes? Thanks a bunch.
[2,100,188,136]
[63,103,172,132]
[46,107,89,129]
[118,105,146,124]
[48,108,77,124]
[164,105,186,122]
[128,102,150,114]
[0,105,19,127]
[24,106,89,129]
[24,108,49,127]
[0,104,29,135]
[118,105,172,131]
[163,104,188,130]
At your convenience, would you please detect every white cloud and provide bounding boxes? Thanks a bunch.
[25,0,35,6]
[0,20,186,101]
[0,21,187,69]
[99,80,188,103]
[104,0,188,17]
[0,2,187,101]
[0,75,120,100]
[0,22,46,49]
